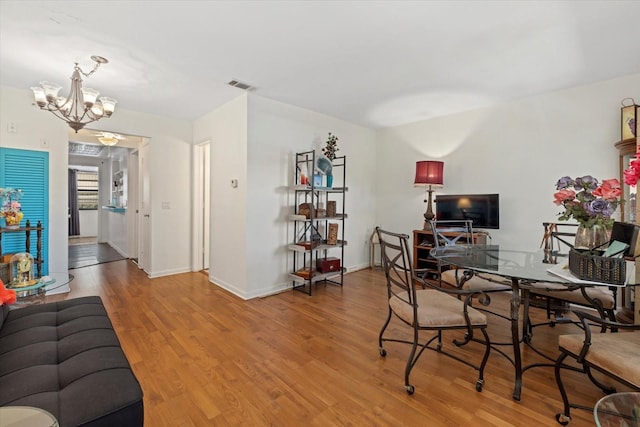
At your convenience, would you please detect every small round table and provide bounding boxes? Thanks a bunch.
[594,392,640,427]
[8,272,74,306]
[0,405,58,427]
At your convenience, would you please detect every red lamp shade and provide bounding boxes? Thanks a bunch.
[414,161,444,186]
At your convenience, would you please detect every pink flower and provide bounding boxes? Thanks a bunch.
[553,189,576,205]
[624,157,640,186]
[593,178,622,200]
[623,149,640,186]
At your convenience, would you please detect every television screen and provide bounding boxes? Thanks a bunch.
[435,194,500,229]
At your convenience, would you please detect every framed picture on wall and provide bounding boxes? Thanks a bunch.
[621,99,638,141]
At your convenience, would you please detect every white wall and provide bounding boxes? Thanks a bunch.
[376,73,640,250]
[77,210,98,237]
[105,210,128,256]
[193,93,377,299]
[246,95,377,298]
[103,109,192,277]
[193,95,249,296]
[0,85,193,278]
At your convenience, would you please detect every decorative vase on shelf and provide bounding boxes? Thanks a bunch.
[574,224,609,250]
[3,212,23,229]
[326,174,333,188]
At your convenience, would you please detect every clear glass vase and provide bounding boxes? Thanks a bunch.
[574,224,609,250]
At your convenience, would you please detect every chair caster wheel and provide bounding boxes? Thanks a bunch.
[555,413,570,426]
[405,384,415,395]
[379,348,387,357]
[475,379,484,392]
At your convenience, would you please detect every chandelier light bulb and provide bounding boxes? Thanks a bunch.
[99,97,117,116]
[30,87,46,106]
[39,81,62,102]
[81,87,100,107]
[91,104,104,117]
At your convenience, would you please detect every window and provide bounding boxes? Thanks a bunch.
[77,171,99,210]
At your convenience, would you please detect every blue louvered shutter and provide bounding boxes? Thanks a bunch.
[0,148,49,275]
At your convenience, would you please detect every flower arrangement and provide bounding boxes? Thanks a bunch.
[0,188,24,228]
[322,132,339,161]
[553,176,622,229]
[623,146,640,186]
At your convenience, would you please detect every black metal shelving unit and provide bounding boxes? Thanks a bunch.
[289,150,347,295]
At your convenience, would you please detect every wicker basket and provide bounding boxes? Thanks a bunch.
[568,249,626,285]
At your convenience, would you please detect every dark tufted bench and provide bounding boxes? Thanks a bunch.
[0,296,143,426]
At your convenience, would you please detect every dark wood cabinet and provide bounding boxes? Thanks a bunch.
[413,229,487,283]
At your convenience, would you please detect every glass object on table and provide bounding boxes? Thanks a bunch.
[9,252,36,287]
[574,224,609,250]
[0,405,59,426]
[594,391,640,427]
[8,272,74,301]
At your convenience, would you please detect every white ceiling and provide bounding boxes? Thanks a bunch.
[1,1,639,129]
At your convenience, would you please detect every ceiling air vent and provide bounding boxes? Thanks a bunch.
[227,80,254,91]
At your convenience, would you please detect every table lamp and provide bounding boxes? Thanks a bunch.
[414,160,444,229]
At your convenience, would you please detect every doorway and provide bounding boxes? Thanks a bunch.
[67,129,147,269]
[192,140,211,272]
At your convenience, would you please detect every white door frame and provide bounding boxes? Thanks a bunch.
[192,139,211,271]
[138,141,152,273]
[128,149,139,261]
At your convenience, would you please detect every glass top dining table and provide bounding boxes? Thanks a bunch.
[431,244,637,286]
[430,244,638,401]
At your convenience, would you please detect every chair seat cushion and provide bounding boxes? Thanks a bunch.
[529,282,615,309]
[558,331,640,387]
[441,270,512,292]
[390,289,487,328]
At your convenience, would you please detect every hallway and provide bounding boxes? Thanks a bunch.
[68,241,126,269]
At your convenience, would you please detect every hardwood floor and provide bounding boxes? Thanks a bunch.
[38,261,629,426]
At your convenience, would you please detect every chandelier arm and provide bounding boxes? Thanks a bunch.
[76,61,102,78]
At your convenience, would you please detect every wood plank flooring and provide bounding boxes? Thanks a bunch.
[36,261,632,426]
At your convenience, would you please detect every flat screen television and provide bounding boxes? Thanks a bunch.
[435,194,500,229]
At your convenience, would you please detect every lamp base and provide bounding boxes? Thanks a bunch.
[423,215,435,230]
[422,186,435,230]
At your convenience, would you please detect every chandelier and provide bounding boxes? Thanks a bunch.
[31,56,117,133]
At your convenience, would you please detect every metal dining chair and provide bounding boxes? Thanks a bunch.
[376,227,491,395]
[428,220,512,320]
